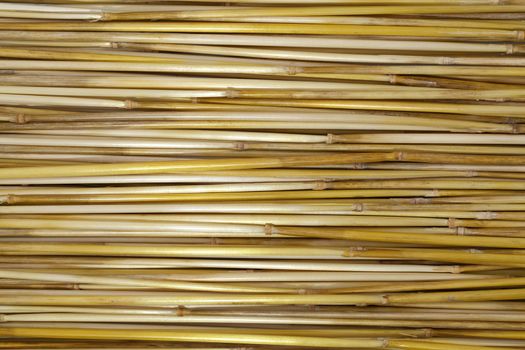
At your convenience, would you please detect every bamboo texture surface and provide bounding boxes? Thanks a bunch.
[0,1,525,349]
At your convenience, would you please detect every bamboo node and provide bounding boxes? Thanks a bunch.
[326,133,335,144]
[0,314,5,322]
[344,246,366,257]
[389,74,398,84]
[226,88,239,98]
[378,338,389,348]
[506,44,517,55]
[399,331,419,339]
[354,203,364,212]
[516,30,525,41]
[440,57,455,65]
[313,181,328,190]
[451,265,461,274]
[380,294,389,305]
[176,306,186,317]
[97,11,112,22]
[468,248,483,254]
[0,194,13,205]
[285,66,303,75]
[235,142,246,151]
[395,152,405,161]
[423,329,434,338]
[411,197,430,204]
[124,100,138,109]
[264,223,275,236]
[448,217,457,228]
[456,227,467,236]
[110,42,121,49]
[14,114,26,124]
[466,171,478,177]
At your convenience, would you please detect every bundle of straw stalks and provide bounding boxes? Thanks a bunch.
[1,0,525,349]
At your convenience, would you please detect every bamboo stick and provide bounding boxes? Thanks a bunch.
[331,179,525,189]
[2,190,511,205]
[386,339,510,350]
[0,293,385,306]
[0,241,356,259]
[0,93,127,108]
[201,98,525,117]
[0,32,509,52]
[204,15,525,30]
[332,133,525,145]
[0,22,515,39]
[3,115,507,133]
[0,327,386,347]
[0,270,476,282]
[0,85,229,99]
[11,0,525,4]
[0,256,453,271]
[276,227,525,249]
[388,287,525,304]
[6,312,525,330]
[116,43,525,66]
[434,330,525,340]
[0,72,371,90]
[0,3,98,13]
[7,60,525,79]
[0,189,505,205]
[233,88,525,100]
[328,276,525,293]
[0,40,112,47]
[346,248,525,267]
[101,6,525,21]
[0,270,293,293]
[0,153,395,179]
